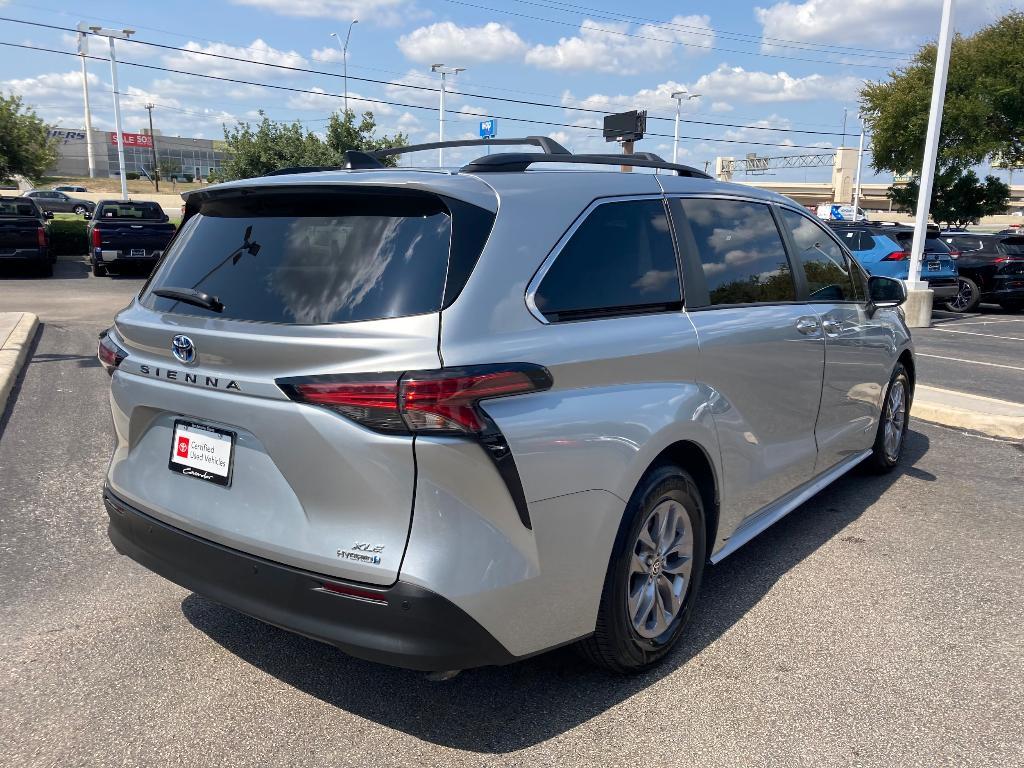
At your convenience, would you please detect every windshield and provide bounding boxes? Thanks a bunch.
[99,202,164,220]
[142,191,455,325]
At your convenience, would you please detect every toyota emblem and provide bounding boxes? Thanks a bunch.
[171,335,196,365]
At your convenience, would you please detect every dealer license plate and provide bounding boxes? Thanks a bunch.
[168,420,235,486]
[130,249,146,257]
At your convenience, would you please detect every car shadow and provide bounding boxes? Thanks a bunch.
[182,429,930,754]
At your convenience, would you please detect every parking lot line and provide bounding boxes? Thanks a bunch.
[933,328,1024,341]
[939,318,1024,326]
[915,353,1024,372]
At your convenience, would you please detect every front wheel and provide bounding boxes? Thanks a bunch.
[868,363,910,473]
[944,277,981,313]
[578,465,706,673]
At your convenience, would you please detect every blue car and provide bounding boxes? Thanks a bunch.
[828,223,959,301]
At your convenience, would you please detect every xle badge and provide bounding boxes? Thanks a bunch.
[337,542,384,565]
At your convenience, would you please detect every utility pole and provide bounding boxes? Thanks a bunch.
[88,25,134,200]
[842,107,848,146]
[330,20,358,117]
[145,103,159,192]
[670,90,700,164]
[852,115,865,217]
[76,24,97,178]
[906,0,955,328]
[431,64,464,166]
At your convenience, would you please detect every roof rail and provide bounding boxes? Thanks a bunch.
[460,153,712,178]
[344,135,571,170]
[264,165,343,176]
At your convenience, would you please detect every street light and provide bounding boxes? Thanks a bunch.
[75,23,97,178]
[431,64,465,166]
[670,90,700,164]
[87,25,134,200]
[330,20,358,117]
[852,114,866,221]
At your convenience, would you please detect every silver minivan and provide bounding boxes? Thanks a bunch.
[99,138,913,673]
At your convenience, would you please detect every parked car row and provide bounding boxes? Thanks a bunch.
[0,195,176,279]
[24,189,95,216]
[938,232,1024,312]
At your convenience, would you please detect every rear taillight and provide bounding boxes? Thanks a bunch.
[97,330,127,374]
[91,228,102,249]
[279,364,552,436]
[882,251,908,261]
[37,227,47,247]
[948,250,961,259]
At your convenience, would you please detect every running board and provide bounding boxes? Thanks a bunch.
[710,450,872,564]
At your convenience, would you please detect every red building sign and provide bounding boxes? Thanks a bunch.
[110,132,154,148]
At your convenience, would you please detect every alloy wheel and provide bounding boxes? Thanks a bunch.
[948,279,974,312]
[883,379,906,462]
[627,499,694,639]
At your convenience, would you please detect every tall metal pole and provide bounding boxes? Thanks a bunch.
[145,103,159,192]
[344,20,356,117]
[76,28,96,178]
[431,64,464,167]
[852,118,865,217]
[908,0,955,293]
[673,97,681,164]
[108,37,129,200]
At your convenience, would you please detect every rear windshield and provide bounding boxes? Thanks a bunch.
[891,231,950,253]
[0,199,38,217]
[142,191,456,325]
[99,202,164,219]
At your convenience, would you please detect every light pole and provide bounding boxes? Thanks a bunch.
[330,20,357,117]
[670,90,700,164]
[88,25,134,200]
[75,23,97,178]
[906,0,955,328]
[431,64,464,166]
[145,103,159,192]
[852,115,865,219]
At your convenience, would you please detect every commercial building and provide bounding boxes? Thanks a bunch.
[46,128,228,181]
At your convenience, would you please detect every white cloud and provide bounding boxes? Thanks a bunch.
[398,21,527,63]
[164,39,307,79]
[230,0,416,26]
[563,81,705,116]
[3,70,98,102]
[755,0,1003,50]
[526,15,713,74]
[711,101,734,113]
[383,69,447,108]
[286,87,394,115]
[688,64,860,103]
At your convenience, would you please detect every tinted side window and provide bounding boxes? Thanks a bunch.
[681,198,795,305]
[781,209,859,301]
[534,199,680,321]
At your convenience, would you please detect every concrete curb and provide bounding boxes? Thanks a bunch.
[913,385,1024,440]
[0,312,39,419]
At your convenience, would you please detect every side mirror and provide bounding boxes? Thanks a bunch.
[43,210,54,219]
[867,275,906,313]
[82,211,92,220]
[160,214,169,223]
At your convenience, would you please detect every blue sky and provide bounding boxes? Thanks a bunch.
[0,0,1018,181]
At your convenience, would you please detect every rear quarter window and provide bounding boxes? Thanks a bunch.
[142,190,460,325]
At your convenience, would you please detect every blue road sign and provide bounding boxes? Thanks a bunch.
[479,119,497,138]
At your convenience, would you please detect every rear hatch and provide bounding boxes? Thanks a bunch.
[105,181,496,584]
[892,231,958,280]
[0,199,42,256]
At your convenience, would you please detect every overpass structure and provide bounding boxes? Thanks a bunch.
[714,148,1024,213]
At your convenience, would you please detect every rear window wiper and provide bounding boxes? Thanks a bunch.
[152,287,224,313]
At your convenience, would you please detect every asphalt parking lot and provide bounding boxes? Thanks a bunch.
[1,260,1022,767]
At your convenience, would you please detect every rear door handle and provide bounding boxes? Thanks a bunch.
[795,317,820,335]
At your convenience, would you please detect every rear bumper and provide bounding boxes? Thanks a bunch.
[926,278,958,299]
[94,249,163,264]
[103,488,516,671]
[0,247,47,262]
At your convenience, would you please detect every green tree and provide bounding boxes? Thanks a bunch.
[218,109,407,181]
[861,12,1024,174]
[0,92,58,182]
[157,158,181,180]
[888,169,1010,228]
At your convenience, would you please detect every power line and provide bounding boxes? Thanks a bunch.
[434,0,906,68]
[0,40,840,151]
[500,0,913,59]
[0,16,854,139]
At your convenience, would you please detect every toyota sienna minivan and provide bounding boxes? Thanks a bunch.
[100,138,914,673]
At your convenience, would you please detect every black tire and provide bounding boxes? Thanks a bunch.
[943,277,981,313]
[998,300,1023,313]
[92,261,107,277]
[73,205,87,216]
[578,465,706,673]
[868,363,910,473]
